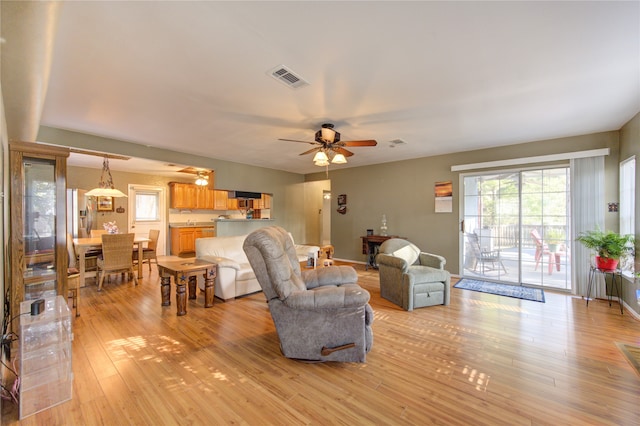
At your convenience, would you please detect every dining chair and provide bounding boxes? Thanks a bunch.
[66,233,81,316]
[132,229,159,271]
[91,229,108,238]
[97,233,138,291]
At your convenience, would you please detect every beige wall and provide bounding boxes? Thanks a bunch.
[41,127,308,242]
[42,123,640,315]
[307,131,621,275]
[619,111,640,313]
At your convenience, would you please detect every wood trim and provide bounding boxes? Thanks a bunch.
[451,148,610,172]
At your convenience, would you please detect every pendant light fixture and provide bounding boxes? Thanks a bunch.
[85,157,128,197]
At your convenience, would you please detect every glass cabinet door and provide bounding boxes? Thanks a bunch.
[22,157,58,300]
[10,141,69,321]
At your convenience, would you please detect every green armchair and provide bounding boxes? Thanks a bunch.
[376,238,450,311]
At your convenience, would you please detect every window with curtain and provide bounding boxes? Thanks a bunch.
[619,156,635,277]
[135,191,160,221]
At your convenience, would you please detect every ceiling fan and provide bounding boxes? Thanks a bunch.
[279,123,377,166]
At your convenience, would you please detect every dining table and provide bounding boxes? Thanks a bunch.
[73,235,151,287]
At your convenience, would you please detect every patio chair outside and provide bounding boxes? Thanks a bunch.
[466,232,507,274]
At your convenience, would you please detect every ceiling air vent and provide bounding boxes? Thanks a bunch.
[389,139,407,148]
[267,65,309,89]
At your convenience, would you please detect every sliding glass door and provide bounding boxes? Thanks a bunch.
[461,167,572,290]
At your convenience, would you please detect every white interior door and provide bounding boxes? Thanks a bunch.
[128,184,167,255]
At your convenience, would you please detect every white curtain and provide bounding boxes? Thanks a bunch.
[571,156,605,297]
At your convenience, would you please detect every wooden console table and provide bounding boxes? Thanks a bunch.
[157,259,217,316]
[361,235,404,270]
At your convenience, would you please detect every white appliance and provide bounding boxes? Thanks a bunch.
[66,189,92,238]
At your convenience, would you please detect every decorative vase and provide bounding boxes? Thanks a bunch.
[380,214,388,236]
[596,256,618,271]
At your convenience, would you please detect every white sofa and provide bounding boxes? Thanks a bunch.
[195,233,320,300]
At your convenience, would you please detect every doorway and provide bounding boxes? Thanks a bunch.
[128,184,167,255]
[461,167,572,290]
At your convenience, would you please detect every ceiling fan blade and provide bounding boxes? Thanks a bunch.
[278,138,317,144]
[341,140,377,147]
[334,147,354,157]
[300,147,321,156]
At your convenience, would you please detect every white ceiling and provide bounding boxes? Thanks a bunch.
[33,1,640,174]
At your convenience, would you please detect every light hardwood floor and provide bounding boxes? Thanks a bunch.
[3,261,640,425]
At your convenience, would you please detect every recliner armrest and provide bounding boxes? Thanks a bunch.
[283,283,370,309]
[418,252,446,269]
[302,265,358,288]
[376,254,409,272]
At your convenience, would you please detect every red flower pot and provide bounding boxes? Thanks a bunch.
[596,256,618,271]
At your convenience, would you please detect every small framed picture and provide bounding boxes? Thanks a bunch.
[337,194,347,205]
[97,196,114,212]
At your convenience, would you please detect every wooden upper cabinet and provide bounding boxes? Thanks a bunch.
[214,190,228,210]
[169,183,196,209]
[195,187,214,209]
[171,182,270,212]
[227,198,238,210]
[262,193,272,209]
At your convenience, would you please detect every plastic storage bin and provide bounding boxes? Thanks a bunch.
[19,296,73,419]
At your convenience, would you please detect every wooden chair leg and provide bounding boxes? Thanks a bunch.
[98,271,106,291]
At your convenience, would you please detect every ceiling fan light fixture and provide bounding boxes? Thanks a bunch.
[195,171,209,186]
[331,153,347,164]
[316,123,340,143]
[313,151,329,163]
[314,159,330,167]
[85,157,128,197]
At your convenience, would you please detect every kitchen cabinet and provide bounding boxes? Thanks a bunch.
[169,183,196,209]
[170,183,216,210]
[227,197,238,210]
[213,190,228,210]
[195,187,215,209]
[172,183,271,212]
[250,193,272,210]
[170,226,215,255]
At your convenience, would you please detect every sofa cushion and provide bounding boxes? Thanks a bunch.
[236,263,256,281]
[196,235,249,264]
[407,265,449,283]
[380,239,420,266]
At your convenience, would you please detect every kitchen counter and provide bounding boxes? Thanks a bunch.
[169,222,216,228]
[215,218,275,237]
[214,218,274,222]
[169,219,273,228]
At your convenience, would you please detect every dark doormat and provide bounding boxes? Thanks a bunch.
[454,278,545,303]
[616,342,640,376]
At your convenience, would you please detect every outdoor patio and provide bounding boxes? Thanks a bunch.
[463,245,572,290]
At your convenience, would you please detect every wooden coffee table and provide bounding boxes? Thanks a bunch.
[156,259,217,316]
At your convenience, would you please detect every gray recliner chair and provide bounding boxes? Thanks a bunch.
[376,238,450,311]
[243,226,373,362]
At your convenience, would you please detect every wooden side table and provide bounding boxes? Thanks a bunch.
[361,235,404,270]
[157,259,217,316]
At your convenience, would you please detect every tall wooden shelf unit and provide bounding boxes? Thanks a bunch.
[9,142,70,322]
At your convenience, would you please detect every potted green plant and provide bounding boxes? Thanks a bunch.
[545,228,565,253]
[576,228,635,270]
